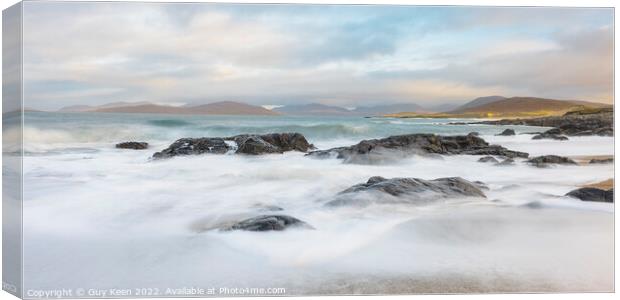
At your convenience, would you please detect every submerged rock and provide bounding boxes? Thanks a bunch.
[589,158,613,164]
[222,215,313,231]
[306,133,528,164]
[532,133,568,141]
[153,132,314,159]
[327,176,486,206]
[116,141,149,150]
[497,129,516,136]
[527,155,577,167]
[496,158,515,166]
[478,156,499,163]
[566,187,613,203]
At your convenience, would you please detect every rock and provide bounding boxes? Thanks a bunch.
[153,132,314,159]
[496,158,515,166]
[527,155,577,167]
[589,158,613,164]
[468,131,480,136]
[306,133,528,164]
[566,187,613,203]
[478,156,499,163]
[497,129,516,136]
[326,176,486,206]
[115,141,149,150]
[532,133,568,140]
[222,215,313,231]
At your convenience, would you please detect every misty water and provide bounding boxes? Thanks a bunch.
[18,112,613,294]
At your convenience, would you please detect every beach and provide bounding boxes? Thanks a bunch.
[20,112,613,294]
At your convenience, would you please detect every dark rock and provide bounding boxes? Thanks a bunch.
[496,158,515,166]
[527,155,577,167]
[468,131,480,136]
[326,176,486,206]
[566,187,613,203]
[306,133,528,164]
[153,133,314,159]
[478,156,499,163]
[222,215,313,231]
[497,129,516,136]
[589,158,613,164]
[116,141,149,150]
[532,133,569,141]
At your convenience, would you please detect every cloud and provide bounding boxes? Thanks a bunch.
[19,2,613,110]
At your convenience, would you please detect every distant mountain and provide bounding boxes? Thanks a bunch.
[59,101,153,112]
[449,96,611,115]
[90,101,279,116]
[425,103,460,113]
[351,103,426,115]
[59,105,95,112]
[183,101,279,115]
[450,96,507,113]
[273,103,351,115]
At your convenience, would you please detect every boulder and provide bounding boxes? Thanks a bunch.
[326,176,486,206]
[306,133,528,164]
[532,133,568,141]
[115,141,148,150]
[478,156,499,163]
[566,187,613,203]
[497,129,516,136]
[153,133,314,159]
[222,215,313,231]
[589,158,613,164]
[527,155,577,167]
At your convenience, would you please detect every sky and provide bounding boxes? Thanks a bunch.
[21,2,614,110]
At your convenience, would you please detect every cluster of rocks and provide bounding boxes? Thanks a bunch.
[531,133,568,141]
[590,158,613,164]
[306,133,528,164]
[152,132,314,159]
[476,108,613,137]
[115,141,149,150]
[526,155,577,167]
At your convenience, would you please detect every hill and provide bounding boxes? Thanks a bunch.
[450,96,506,112]
[388,96,611,119]
[450,97,610,116]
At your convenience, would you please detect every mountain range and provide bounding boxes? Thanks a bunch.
[57,96,611,117]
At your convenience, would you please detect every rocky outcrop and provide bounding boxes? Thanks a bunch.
[306,133,528,164]
[531,133,568,140]
[326,176,486,206]
[478,156,499,163]
[527,155,577,167]
[153,133,314,159]
[475,109,612,136]
[566,187,613,203]
[589,158,613,164]
[222,215,313,231]
[116,141,149,150]
[497,129,515,136]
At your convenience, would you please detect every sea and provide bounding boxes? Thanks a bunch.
[12,112,614,294]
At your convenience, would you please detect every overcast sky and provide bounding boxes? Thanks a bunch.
[21,2,613,110]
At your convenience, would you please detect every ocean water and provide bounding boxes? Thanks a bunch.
[19,112,614,294]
